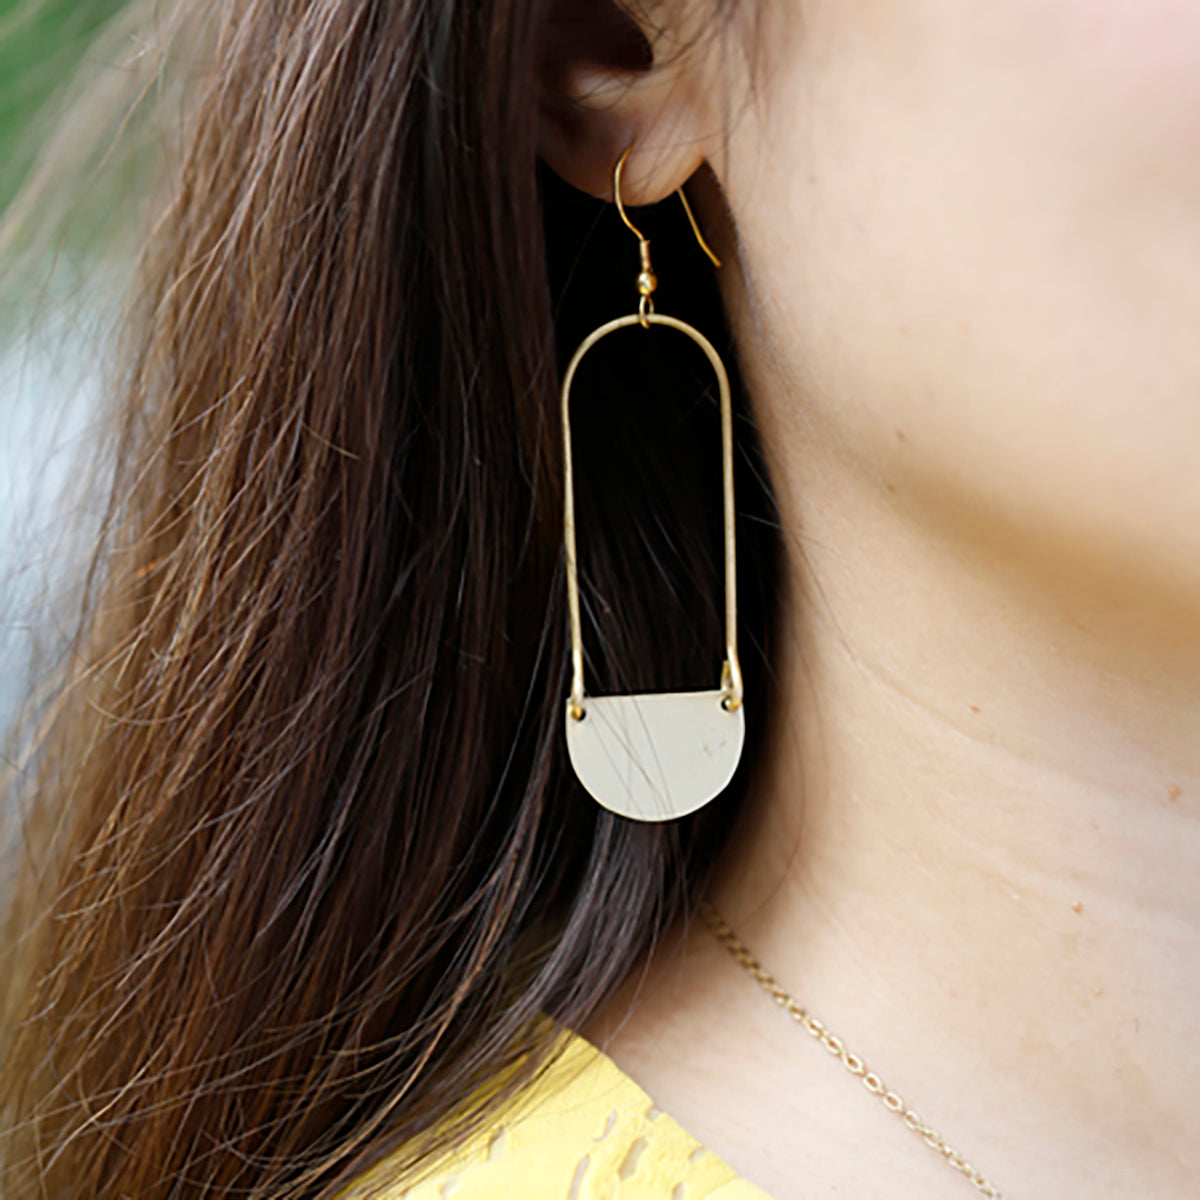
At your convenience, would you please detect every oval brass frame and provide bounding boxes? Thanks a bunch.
[560,311,743,720]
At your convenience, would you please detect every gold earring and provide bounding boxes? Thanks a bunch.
[561,144,745,822]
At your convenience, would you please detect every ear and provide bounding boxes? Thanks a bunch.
[537,0,714,204]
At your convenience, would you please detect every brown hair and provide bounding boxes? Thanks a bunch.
[0,0,779,1195]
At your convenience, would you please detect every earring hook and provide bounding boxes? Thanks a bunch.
[613,145,722,267]
[613,144,722,327]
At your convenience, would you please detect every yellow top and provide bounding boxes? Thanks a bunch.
[341,1032,772,1199]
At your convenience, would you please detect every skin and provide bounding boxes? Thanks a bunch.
[539,1,1200,1196]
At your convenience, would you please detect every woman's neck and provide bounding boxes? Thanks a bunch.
[587,442,1200,1198]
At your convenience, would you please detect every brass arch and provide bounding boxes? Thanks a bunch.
[560,311,743,720]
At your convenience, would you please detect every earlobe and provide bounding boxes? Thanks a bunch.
[535,0,709,204]
[537,67,637,201]
[537,78,709,205]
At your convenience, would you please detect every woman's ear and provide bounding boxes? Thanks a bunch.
[536,0,713,204]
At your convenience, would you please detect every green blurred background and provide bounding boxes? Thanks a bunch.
[0,0,128,214]
[1,0,133,731]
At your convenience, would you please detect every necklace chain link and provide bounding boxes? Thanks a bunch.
[699,901,1007,1200]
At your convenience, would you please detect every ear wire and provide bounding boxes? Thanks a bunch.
[612,143,722,326]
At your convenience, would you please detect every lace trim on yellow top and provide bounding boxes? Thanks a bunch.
[340,1031,772,1199]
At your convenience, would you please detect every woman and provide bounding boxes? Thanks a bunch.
[2,0,1197,1196]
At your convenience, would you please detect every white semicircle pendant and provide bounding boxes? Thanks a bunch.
[565,689,746,821]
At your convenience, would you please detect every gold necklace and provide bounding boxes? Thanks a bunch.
[699,901,1007,1199]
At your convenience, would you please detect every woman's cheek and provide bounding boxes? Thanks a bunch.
[1031,0,1200,175]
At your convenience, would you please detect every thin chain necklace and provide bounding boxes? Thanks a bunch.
[699,901,1007,1199]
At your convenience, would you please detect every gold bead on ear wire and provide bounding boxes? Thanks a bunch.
[559,143,745,823]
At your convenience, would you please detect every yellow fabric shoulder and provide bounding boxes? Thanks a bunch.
[341,1031,772,1199]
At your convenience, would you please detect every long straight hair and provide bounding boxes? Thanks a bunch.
[0,0,780,1195]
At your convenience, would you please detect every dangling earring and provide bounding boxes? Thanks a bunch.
[561,144,745,822]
